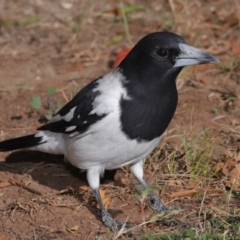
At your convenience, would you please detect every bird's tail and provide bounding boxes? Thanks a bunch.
[0,134,46,152]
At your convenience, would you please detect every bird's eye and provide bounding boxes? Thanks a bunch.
[157,48,169,58]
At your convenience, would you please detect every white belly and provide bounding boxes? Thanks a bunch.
[64,112,161,170]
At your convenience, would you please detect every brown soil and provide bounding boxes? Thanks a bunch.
[0,0,240,239]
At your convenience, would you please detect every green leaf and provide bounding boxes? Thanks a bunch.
[45,112,53,120]
[120,5,145,14]
[142,185,158,196]
[108,34,123,45]
[21,16,41,26]
[30,96,42,110]
[47,86,56,96]
[149,213,164,222]
[134,193,142,200]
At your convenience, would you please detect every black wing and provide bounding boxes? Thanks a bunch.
[38,77,107,135]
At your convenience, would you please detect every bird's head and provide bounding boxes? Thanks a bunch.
[119,32,219,88]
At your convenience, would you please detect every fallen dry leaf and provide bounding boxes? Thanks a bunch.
[98,188,111,210]
[232,42,240,54]
[39,225,55,233]
[206,189,224,194]
[214,162,225,173]
[77,185,90,191]
[227,163,240,191]
[70,225,79,231]
[101,8,121,19]
[114,48,131,67]
[170,188,223,198]
[234,150,240,162]
[222,159,236,176]
[168,179,183,186]
[68,63,83,72]
[170,189,197,198]
[213,157,240,191]
[187,181,199,188]
[58,185,90,195]
[0,235,8,240]
[114,177,131,186]
[0,181,11,188]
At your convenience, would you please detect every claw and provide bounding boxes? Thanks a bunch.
[101,209,131,231]
[150,194,180,212]
[92,188,131,231]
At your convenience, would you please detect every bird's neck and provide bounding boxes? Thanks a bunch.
[119,51,182,97]
[118,65,181,142]
[118,64,181,99]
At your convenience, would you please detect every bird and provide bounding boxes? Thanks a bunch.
[0,32,219,231]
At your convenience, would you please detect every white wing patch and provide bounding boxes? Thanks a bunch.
[65,126,77,132]
[51,106,77,122]
[90,69,131,117]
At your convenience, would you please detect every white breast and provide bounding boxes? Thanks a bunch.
[65,111,161,170]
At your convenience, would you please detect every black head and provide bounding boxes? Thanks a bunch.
[119,32,218,90]
[119,32,182,88]
[129,32,187,71]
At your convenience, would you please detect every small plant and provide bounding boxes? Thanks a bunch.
[119,2,133,46]
[162,16,175,30]
[168,150,178,174]
[219,58,235,72]
[211,93,237,115]
[30,86,61,120]
[178,128,214,180]
[211,107,220,115]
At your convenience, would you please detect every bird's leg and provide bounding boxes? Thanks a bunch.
[131,161,176,212]
[92,188,128,231]
[87,168,129,231]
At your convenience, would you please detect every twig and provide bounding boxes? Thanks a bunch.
[23,0,69,26]
[8,177,43,196]
[120,2,133,46]
[60,89,69,103]
[234,0,240,28]
[168,0,176,20]
[33,228,37,240]
[198,182,210,217]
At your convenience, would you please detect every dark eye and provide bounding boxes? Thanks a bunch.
[157,48,169,58]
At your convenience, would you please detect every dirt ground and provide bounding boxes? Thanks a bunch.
[0,0,240,239]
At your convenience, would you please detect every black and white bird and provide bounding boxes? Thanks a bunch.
[0,32,219,231]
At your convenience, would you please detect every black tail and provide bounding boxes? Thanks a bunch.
[0,134,45,152]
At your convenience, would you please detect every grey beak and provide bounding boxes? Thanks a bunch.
[174,43,219,68]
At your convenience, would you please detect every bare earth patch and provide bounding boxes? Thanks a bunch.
[0,0,240,239]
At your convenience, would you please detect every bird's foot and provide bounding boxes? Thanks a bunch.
[101,209,131,231]
[150,194,180,212]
